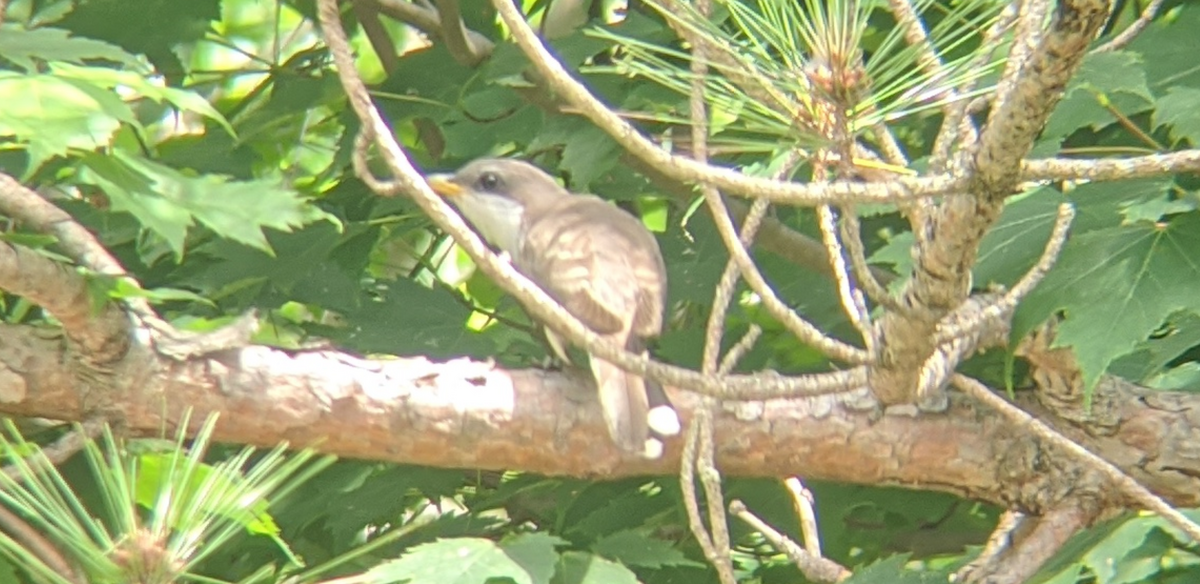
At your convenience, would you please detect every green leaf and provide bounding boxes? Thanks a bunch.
[106,278,215,306]
[843,554,948,583]
[1029,513,1186,584]
[1129,2,1200,93]
[659,214,728,304]
[0,71,126,173]
[502,533,567,584]
[0,25,143,71]
[337,276,493,358]
[869,231,914,278]
[55,0,221,83]
[1014,212,1200,390]
[974,187,1066,288]
[51,62,233,134]
[1148,362,1200,390]
[366,538,537,584]
[590,530,703,569]
[0,232,60,249]
[564,480,676,540]
[184,223,349,299]
[1153,86,1200,146]
[551,551,639,584]
[560,125,620,190]
[1110,311,1200,383]
[77,151,333,257]
[1069,177,1177,232]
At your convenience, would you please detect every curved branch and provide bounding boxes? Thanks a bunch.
[954,506,1092,584]
[488,0,965,206]
[433,0,487,66]
[0,238,128,363]
[352,0,401,74]
[371,0,495,65]
[952,374,1200,543]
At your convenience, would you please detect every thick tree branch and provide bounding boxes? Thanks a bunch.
[1,323,1197,512]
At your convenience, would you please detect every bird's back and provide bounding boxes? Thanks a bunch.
[516,194,666,342]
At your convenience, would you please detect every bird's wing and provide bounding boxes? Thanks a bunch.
[516,197,646,338]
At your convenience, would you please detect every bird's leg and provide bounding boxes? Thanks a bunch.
[539,328,574,370]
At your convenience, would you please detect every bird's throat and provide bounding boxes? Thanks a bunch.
[456,193,525,255]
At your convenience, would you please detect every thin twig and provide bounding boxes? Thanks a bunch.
[703,199,770,374]
[934,203,1074,344]
[1094,0,1164,53]
[679,415,720,568]
[351,130,404,196]
[433,0,488,66]
[717,325,762,376]
[783,477,822,557]
[352,0,401,74]
[838,207,905,314]
[930,2,1017,172]
[697,409,736,584]
[648,3,870,365]
[686,4,737,581]
[1021,150,1200,183]
[729,500,850,582]
[371,0,495,64]
[885,0,951,101]
[817,205,875,354]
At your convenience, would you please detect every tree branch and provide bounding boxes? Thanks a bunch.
[370,0,495,64]
[1,323,1197,511]
[1094,0,1163,53]
[0,238,128,364]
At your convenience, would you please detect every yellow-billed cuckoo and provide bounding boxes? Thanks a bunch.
[427,159,681,458]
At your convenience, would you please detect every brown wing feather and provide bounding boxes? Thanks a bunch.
[516,195,665,339]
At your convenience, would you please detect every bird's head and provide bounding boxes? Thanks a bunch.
[427,159,567,254]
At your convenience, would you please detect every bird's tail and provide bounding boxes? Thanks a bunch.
[645,377,682,438]
[591,356,681,459]
[591,358,655,458]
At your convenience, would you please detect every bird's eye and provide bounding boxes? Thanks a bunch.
[477,171,502,192]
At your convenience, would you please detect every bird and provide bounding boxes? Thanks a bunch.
[427,158,681,458]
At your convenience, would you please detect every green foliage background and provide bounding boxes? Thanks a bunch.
[0,0,1198,582]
